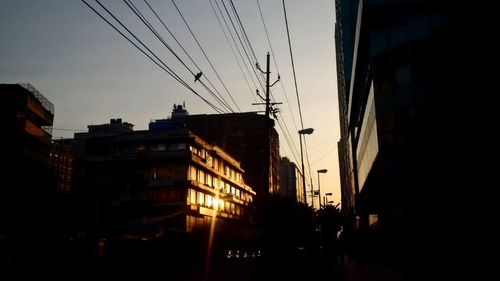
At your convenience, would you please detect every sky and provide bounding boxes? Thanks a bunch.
[0,0,340,206]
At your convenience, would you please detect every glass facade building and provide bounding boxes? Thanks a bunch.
[335,1,493,278]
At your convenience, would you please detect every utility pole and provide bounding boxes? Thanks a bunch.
[252,52,283,195]
[265,52,271,118]
[253,52,282,118]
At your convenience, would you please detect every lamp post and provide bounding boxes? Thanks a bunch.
[317,169,328,209]
[325,192,333,206]
[298,128,314,205]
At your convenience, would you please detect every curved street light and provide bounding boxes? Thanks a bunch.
[298,128,314,205]
[317,169,328,209]
[325,192,333,206]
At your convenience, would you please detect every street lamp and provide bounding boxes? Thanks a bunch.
[325,192,333,206]
[317,169,328,209]
[298,128,314,205]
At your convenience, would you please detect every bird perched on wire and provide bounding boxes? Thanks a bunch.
[194,72,203,82]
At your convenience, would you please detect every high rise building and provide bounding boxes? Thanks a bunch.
[1,83,55,273]
[71,118,255,243]
[1,82,55,217]
[168,105,280,200]
[335,1,492,277]
[279,157,304,203]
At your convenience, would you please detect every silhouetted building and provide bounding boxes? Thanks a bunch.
[335,0,492,277]
[279,157,304,203]
[50,139,75,194]
[1,83,55,275]
[71,118,255,242]
[167,105,280,200]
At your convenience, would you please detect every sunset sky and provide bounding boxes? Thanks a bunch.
[0,0,340,206]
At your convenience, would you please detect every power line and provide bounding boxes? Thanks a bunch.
[276,118,300,166]
[143,0,199,73]
[171,0,241,112]
[124,0,234,112]
[142,0,234,112]
[82,0,224,113]
[208,0,258,105]
[304,136,313,189]
[311,146,338,166]
[276,112,300,158]
[255,0,301,176]
[219,0,265,94]
[281,0,313,187]
[50,128,86,132]
[229,0,267,91]
[256,0,299,132]
[213,0,263,104]
[282,0,305,130]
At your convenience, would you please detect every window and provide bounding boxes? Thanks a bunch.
[186,215,195,232]
[214,158,219,171]
[189,166,197,181]
[189,189,196,205]
[206,174,212,187]
[213,198,219,211]
[206,194,212,208]
[206,155,213,167]
[213,178,219,190]
[198,170,205,185]
[152,165,157,179]
[197,191,205,206]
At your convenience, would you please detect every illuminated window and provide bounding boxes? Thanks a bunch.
[206,174,212,187]
[214,158,219,171]
[213,178,219,190]
[230,203,235,214]
[231,186,236,195]
[236,189,240,199]
[225,201,230,213]
[206,194,213,208]
[207,155,213,167]
[189,166,197,181]
[213,198,219,210]
[190,189,196,205]
[225,183,230,194]
[225,165,229,176]
[198,170,205,185]
[369,214,379,227]
[197,191,205,206]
